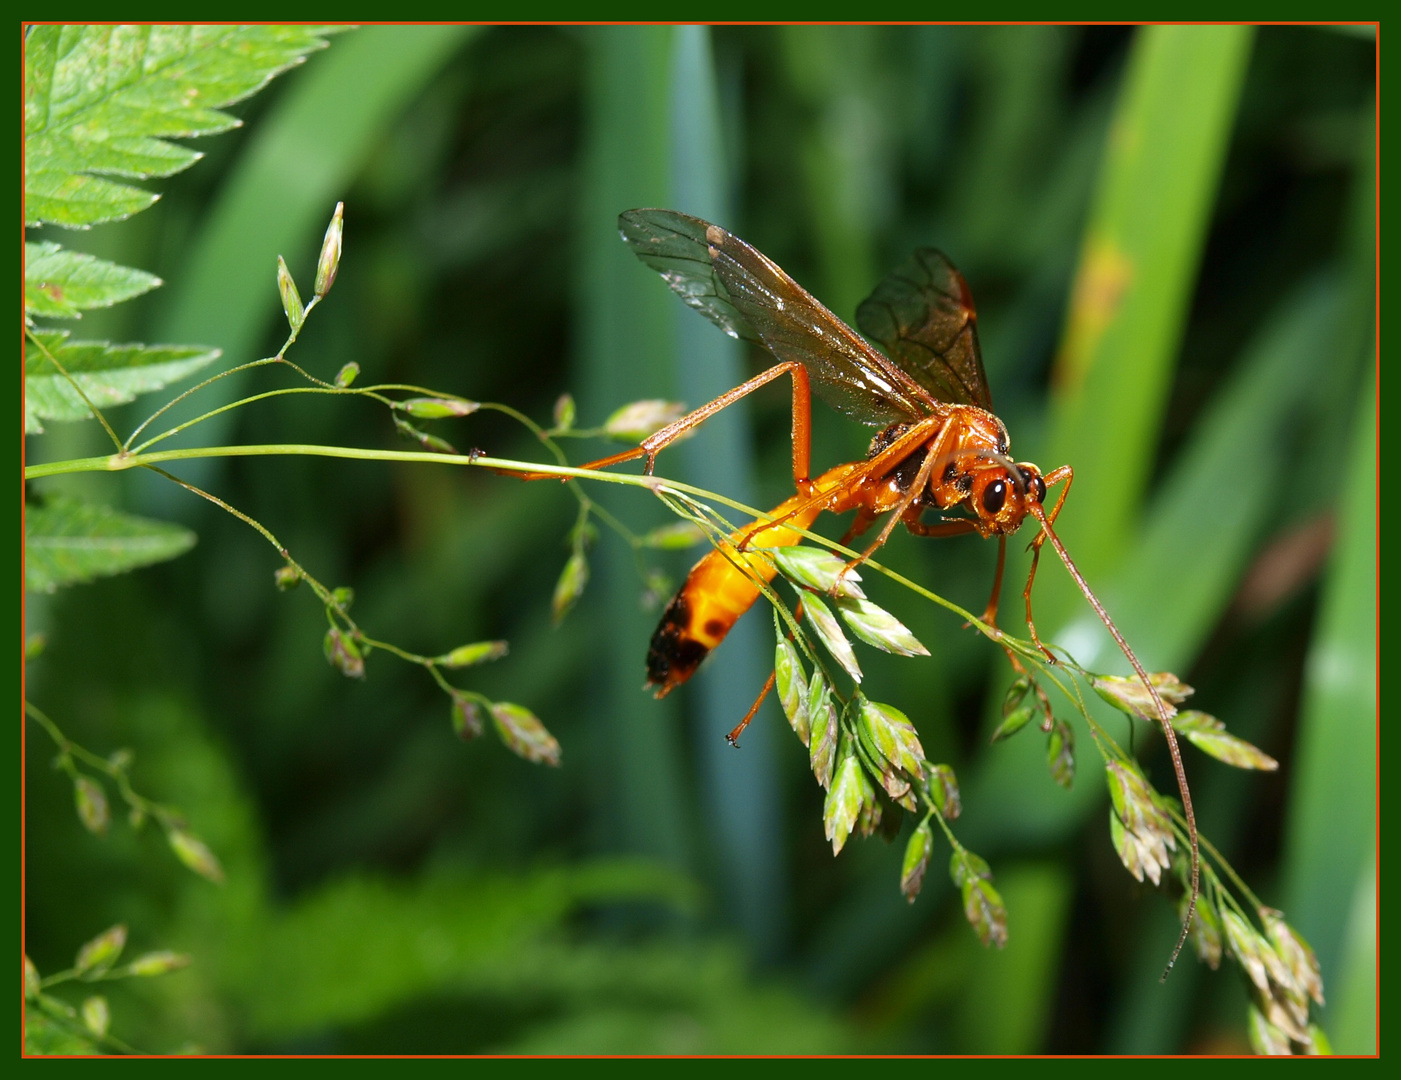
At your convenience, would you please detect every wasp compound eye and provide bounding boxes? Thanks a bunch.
[982,478,1007,514]
[1030,475,1047,504]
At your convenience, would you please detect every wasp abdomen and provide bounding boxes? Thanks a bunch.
[644,463,862,698]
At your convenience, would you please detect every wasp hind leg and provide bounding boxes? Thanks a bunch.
[726,670,777,748]
[580,361,816,489]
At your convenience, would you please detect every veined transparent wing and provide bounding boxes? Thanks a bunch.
[620,209,940,425]
[855,247,993,411]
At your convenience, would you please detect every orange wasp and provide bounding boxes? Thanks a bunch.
[583,208,1197,966]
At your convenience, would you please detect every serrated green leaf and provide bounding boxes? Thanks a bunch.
[25,497,196,593]
[24,169,158,228]
[25,25,341,227]
[24,329,219,432]
[25,241,162,318]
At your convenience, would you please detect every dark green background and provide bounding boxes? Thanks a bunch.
[25,25,1376,1054]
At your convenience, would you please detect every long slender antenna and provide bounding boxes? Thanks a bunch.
[1029,504,1198,981]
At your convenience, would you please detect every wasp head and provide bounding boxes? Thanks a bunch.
[967,460,1046,537]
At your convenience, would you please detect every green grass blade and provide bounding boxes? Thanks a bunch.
[576,27,693,871]
[1327,845,1377,1054]
[972,25,1254,836]
[1067,274,1347,673]
[667,26,787,956]
[1040,26,1254,606]
[1280,379,1376,999]
[779,26,882,326]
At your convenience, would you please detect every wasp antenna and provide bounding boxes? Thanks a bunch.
[976,448,1034,496]
[1006,460,1029,495]
[1028,504,1199,980]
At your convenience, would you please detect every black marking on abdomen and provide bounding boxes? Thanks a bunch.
[646,592,711,696]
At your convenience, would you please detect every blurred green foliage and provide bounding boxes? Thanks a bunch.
[25,25,1375,1053]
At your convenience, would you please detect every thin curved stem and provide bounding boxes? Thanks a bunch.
[129,385,398,455]
[122,357,286,451]
[26,701,185,836]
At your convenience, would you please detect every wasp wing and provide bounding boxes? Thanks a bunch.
[855,248,993,411]
[620,209,937,424]
[618,208,763,346]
